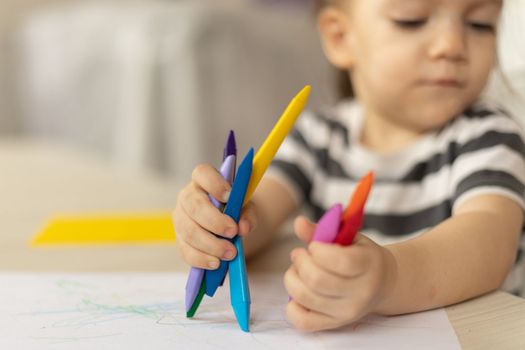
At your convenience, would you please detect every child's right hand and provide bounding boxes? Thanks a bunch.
[173,164,257,270]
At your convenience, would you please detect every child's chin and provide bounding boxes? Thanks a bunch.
[417,101,467,127]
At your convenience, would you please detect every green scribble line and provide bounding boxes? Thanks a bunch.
[81,299,159,318]
[55,279,98,299]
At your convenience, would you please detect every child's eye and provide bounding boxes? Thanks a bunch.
[468,22,495,33]
[392,19,427,29]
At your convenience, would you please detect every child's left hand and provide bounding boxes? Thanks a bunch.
[284,215,397,332]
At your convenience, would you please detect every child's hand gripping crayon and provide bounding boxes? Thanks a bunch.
[184,131,237,318]
[285,172,388,332]
[178,85,311,332]
[288,172,373,297]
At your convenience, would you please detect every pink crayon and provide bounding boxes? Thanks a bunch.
[312,204,343,243]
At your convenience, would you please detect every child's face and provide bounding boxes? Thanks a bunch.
[321,0,502,132]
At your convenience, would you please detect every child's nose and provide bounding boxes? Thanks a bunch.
[427,19,468,62]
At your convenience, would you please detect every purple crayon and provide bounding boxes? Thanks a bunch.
[224,130,237,160]
[210,131,237,208]
[185,155,236,314]
[216,130,236,287]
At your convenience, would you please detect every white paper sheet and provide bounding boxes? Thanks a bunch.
[0,273,460,349]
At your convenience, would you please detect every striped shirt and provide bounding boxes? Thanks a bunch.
[268,99,525,296]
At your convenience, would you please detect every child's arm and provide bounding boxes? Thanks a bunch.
[377,194,522,314]
[285,194,522,331]
[241,176,300,258]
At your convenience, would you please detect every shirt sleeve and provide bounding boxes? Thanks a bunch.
[451,111,525,213]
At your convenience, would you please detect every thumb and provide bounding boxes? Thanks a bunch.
[293,215,316,244]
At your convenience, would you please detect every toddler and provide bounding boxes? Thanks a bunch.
[173,0,524,332]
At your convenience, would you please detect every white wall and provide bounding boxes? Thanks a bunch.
[487,0,525,126]
[499,0,525,72]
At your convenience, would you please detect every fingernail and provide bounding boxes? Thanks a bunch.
[223,250,235,260]
[224,227,237,238]
[208,260,219,269]
[222,191,230,203]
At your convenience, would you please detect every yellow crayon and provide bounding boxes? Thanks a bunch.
[243,85,311,205]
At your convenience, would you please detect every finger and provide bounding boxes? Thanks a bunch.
[192,164,231,204]
[177,214,237,261]
[238,201,258,237]
[293,215,316,243]
[308,241,369,278]
[176,238,221,270]
[180,185,238,238]
[351,233,371,246]
[284,264,340,316]
[286,300,342,332]
[286,261,369,327]
[290,248,348,298]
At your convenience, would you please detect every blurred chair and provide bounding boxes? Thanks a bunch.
[9,0,337,178]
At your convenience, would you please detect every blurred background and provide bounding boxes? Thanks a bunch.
[0,0,524,180]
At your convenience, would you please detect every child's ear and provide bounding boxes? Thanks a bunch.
[317,7,354,69]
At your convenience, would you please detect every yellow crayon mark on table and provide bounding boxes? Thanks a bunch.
[31,212,176,246]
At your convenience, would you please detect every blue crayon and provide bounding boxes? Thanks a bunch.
[229,234,251,332]
[205,149,253,298]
